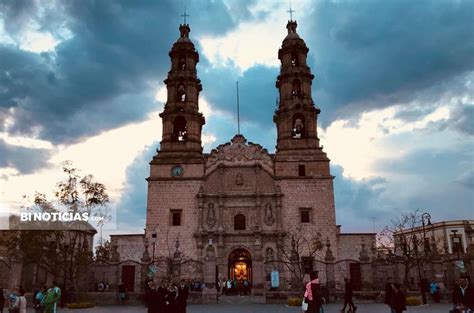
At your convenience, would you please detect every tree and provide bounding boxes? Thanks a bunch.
[150,230,202,282]
[377,210,438,303]
[1,162,110,294]
[275,227,324,290]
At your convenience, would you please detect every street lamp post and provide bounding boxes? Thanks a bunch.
[451,230,461,260]
[416,212,432,305]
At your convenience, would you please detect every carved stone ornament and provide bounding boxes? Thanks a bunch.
[206,134,273,174]
[235,172,243,185]
[206,203,216,228]
[264,203,275,226]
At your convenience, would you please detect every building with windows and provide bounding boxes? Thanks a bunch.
[143,20,376,302]
[389,219,474,290]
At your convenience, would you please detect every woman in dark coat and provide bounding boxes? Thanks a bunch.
[165,283,178,313]
[156,280,168,313]
[391,283,407,313]
[176,280,189,313]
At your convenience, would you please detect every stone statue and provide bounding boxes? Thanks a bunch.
[266,247,274,262]
[235,172,243,185]
[264,203,275,226]
[207,203,216,228]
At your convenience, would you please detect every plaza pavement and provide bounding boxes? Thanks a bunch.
[25,303,453,313]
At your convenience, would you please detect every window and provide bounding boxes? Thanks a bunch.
[298,165,306,177]
[300,209,310,223]
[234,214,246,230]
[171,210,182,226]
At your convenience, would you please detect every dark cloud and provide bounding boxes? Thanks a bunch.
[448,103,474,135]
[0,0,256,144]
[0,139,52,174]
[332,164,389,221]
[301,0,474,125]
[200,64,278,130]
[114,141,158,229]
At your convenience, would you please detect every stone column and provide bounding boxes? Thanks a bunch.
[140,238,151,292]
[324,239,336,299]
[172,239,182,281]
[252,236,266,301]
[202,244,217,303]
[359,243,371,290]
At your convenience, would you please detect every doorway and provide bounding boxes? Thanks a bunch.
[227,248,252,295]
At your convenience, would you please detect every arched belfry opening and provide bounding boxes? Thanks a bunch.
[291,52,299,67]
[228,248,252,287]
[178,57,186,70]
[292,113,305,139]
[177,84,186,102]
[292,79,301,98]
[173,116,187,141]
[234,214,246,230]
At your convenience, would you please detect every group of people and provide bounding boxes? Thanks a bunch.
[145,279,189,313]
[0,283,61,313]
[218,279,251,296]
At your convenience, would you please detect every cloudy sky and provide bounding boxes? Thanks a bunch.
[0,0,473,237]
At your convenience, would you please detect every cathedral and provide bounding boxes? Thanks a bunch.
[144,20,376,301]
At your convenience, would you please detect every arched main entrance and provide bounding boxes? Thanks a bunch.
[228,248,252,284]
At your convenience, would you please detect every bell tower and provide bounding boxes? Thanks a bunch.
[150,23,205,178]
[274,20,330,177]
[159,23,205,153]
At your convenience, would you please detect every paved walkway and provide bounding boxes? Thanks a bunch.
[26,303,453,312]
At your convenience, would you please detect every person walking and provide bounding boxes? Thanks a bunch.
[33,286,47,313]
[0,286,6,313]
[303,271,323,313]
[384,277,395,313]
[452,275,474,313]
[177,280,189,313]
[12,289,26,313]
[43,283,61,313]
[391,283,406,313]
[340,278,357,312]
[117,282,127,305]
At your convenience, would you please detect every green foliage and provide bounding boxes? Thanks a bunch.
[287,297,303,306]
[406,296,422,306]
[95,240,111,263]
[4,162,110,291]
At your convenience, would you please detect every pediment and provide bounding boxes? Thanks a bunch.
[205,135,273,175]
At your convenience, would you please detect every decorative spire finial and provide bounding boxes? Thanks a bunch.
[181,4,190,25]
[287,1,295,21]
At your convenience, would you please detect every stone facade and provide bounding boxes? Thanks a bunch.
[143,20,376,301]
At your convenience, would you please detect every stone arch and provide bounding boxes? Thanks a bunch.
[291,79,301,98]
[292,113,306,139]
[173,115,187,141]
[177,83,186,102]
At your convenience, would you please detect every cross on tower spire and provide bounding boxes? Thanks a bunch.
[287,1,295,21]
[181,4,190,24]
